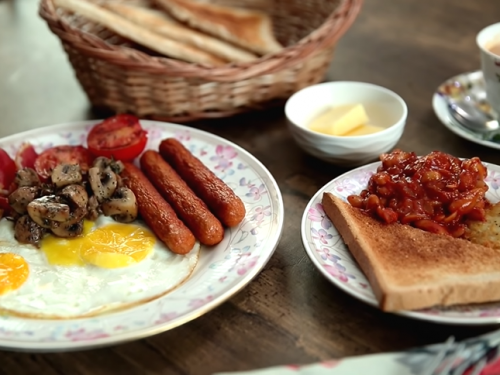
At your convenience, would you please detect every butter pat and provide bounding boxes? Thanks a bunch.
[308,104,369,136]
[345,124,385,136]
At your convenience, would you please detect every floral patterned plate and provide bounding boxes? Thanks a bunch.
[0,120,284,351]
[301,161,500,325]
[433,70,500,150]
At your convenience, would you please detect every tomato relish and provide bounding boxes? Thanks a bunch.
[347,149,489,238]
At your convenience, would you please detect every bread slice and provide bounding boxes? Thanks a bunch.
[153,0,283,55]
[54,0,227,66]
[321,192,500,312]
[103,3,258,63]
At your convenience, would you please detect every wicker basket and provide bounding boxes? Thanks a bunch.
[39,0,362,122]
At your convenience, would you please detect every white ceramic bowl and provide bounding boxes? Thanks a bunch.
[285,81,408,166]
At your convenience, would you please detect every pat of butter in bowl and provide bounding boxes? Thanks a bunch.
[308,103,385,136]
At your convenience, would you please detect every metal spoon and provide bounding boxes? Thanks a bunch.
[447,97,500,134]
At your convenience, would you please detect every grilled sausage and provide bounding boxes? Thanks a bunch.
[140,150,224,246]
[159,138,246,227]
[121,162,196,255]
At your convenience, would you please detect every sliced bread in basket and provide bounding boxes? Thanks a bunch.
[153,0,283,55]
[102,2,258,63]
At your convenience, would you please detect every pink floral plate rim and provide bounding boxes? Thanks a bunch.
[301,160,500,325]
[0,120,284,351]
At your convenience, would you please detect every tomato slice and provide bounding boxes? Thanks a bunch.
[87,114,148,161]
[15,142,38,170]
[0,149,17,196]
[34,145,94,180]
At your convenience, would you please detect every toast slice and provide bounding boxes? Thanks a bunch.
[153,0,283,55]
[321,192,500,312]
[103,3,258,63]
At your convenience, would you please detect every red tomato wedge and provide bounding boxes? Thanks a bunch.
[87,114,148,161]
[0,149,17,196]
[15,142,38,170]
[34,145,94,180]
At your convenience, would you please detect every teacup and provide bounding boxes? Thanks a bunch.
[477,22,500,116]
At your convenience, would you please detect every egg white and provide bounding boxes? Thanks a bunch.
[0,217,200,319]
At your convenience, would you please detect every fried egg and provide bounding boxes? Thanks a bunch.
[0,217,200,318]
[0,253,29,296]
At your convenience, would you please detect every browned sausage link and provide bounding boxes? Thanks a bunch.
[121,162,196,255]
[140,150,224,246]
[159,138,246,227]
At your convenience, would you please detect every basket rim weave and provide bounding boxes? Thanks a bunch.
[39,0,363,82]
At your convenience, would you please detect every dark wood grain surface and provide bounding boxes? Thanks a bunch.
[1,0,500,374]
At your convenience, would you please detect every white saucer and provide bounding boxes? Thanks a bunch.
[432,70,500,150]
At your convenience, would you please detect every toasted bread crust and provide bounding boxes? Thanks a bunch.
[154,0,283,55]
[103,3,258,63]
[322,192,500,311]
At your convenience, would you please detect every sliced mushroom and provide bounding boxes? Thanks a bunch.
[27,195,70,228]
[14,215,45,247]
[60,184,88,209]
[50,220,84,238]
[39,182,55,197]
[51,164,82,188]
[59,184,88,224]
[93,157,124,174]
[15,168,40,188]
[8,186,39,214]
[88,167,117,203]
[116,174,125,189]
[86,195,100,221]
[101,187,138,223]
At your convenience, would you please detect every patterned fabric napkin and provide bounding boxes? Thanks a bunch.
[214,330,500,375]
[214,354,500,375]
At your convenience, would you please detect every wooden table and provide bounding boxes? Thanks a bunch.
[1,0,500,374]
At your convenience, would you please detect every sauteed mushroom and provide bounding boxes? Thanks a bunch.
[14,214,45,247]
[7,155,137,240]
[61,184,88,208]
[26,195,70,228]
[88,167,117,203]
[50,220,84,238]
[59,184,88,224]
[51,164,82,188]
[93,156,124,174]
[8,186,39,214]
[39,182,56,197]
[86,195,100,221]
[15,168,40,188]
[101,187,138,223]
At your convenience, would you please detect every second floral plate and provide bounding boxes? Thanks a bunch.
[301,161,500,325]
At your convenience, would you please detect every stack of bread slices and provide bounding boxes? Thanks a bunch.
[54,0,283,65]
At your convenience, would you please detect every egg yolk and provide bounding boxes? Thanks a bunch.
[41,220,94,266]
[80,223,155,269]
[0,253,29,295]
[41,221,156,269]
